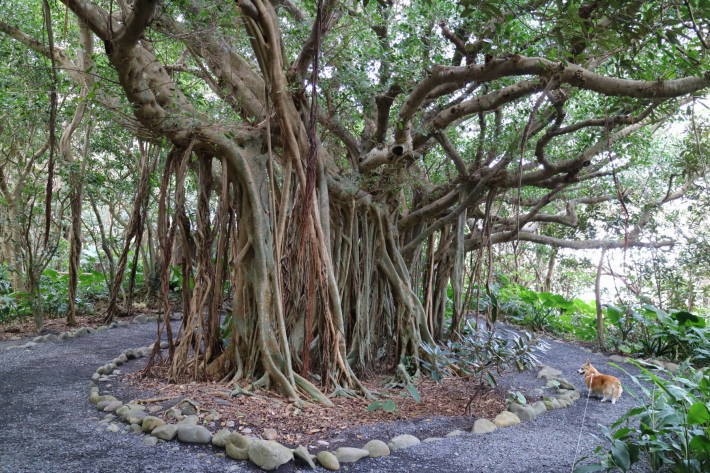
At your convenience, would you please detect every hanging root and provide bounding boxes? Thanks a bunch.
[295,373,334,406]
[385,362,416,389]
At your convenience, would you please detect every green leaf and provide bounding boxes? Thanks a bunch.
[687,402,710,425]
[642,304,670,324]
[486,371,497,387]
[42,268,59,280]
[367,399,398,413]
[540,292,569,308]
[688,434,710,454]
[405,384,421,403]
[366,400,382,411]
[604,304,625,324]
[381,399,397,412]
[572,464,605,473]
[610,440,631,471]
[672,310,705,327]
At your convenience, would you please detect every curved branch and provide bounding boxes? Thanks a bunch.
[115,0,158,50]
[155,4,266,121]
[396,54,709,145]
[434,133,467,176]
[317,110,360,161]
[473,231,674,250]
[61,0,110,40]
[287,0,340,84]
[429,80,543,132]
[374,84,402,144]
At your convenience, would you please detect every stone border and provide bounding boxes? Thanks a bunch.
[88,345,394,471]
[607,354,680,372]
[87,349,585,471]
[471,364,581,434]
[3,313,166,351]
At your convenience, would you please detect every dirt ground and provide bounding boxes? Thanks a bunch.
[0,314,106,341]
[0,302,160,341]
[124,365,506,447]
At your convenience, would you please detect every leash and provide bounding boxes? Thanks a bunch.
[570,373,594,472]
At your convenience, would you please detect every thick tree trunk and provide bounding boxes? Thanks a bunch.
[543,247,559,293]
[2,205,25,292]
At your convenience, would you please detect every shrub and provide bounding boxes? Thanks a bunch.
[0,267,107,322]
[419,322,548,387]
[495,284,708,366]
[497,284,597,340]
[606,305,709,366]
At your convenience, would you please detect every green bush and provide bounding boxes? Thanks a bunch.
[606,305,709,366]
[497,284,597,340]
[494,284,708,366]
[0,266,22,323]
[419,322,548,387]
[0,267,107,322]
[575,362,710,473]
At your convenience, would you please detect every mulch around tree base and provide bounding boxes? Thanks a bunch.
[123,366,506,448]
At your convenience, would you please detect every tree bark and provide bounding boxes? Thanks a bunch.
[543,247,559,292]
[595,248,607,346]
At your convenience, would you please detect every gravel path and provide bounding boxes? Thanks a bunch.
[0,323,647,473]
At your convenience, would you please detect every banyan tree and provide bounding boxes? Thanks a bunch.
[1,0,707,402]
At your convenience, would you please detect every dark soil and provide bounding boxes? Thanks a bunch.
[0,321,650,473]
[123,367,506,448]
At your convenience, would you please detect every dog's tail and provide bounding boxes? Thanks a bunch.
[612,381,623,402]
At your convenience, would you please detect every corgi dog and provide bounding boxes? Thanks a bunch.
[577,361,623,404]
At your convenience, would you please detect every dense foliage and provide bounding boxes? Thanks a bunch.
[0,264,108,323]
[492,283,709,366]
[605,305,709,366]
[575,363,710,473]
[420,322,546,387]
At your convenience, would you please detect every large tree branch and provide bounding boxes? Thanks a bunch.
[373,84,403,145]
[467,176,693,252]
[155,3,266,121]
[114,0,159,50]
[428,80,543,133]
[396,55,709,146]
[470,231,674,250]
[61,0,110,39]
[287,0,340,84]
[363,81,545,171]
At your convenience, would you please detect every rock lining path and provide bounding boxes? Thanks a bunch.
[0,323,648,473]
